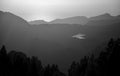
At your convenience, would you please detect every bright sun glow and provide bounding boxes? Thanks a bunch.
[0,0,120,21]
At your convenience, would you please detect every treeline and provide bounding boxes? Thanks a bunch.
[0,38,120,76]
[0,46,65,76]
[68,38,120,76]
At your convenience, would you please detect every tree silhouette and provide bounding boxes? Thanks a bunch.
[0,45,9,76]
[0,45,65,76]
[68,56,89,76]
[68,38,120,76]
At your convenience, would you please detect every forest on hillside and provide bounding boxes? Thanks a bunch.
[0,38,120,76]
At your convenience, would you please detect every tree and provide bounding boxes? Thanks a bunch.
[0,45,9,76]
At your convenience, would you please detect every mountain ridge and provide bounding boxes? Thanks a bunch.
[28,13,120,25]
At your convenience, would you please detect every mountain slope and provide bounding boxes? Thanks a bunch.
[0,11,30,51]
[49,16,88,25]
[88,13,120,25]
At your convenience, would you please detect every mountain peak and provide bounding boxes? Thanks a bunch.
[49,16,88,25]
[101,13,111,16]
[90,13,113,21]
[0,11,4,15]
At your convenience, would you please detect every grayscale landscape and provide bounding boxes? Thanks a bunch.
[0,0,120,76]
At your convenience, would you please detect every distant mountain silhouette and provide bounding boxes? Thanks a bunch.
[29,16,88,25]
[90,13,113,20]
[0,10,120,73]
[28,13,120,25]
[49,16,88,25]
[29,20,48,25]
[86,13,120,26]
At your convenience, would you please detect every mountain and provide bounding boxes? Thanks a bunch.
[0,11,30,51]
[49,16,89,25]
[90,13,113,20]
[0,11,120,73]
[29,20,48,25]
[29,16,89,25]
[29,13,120,25]
[86,13,120,26]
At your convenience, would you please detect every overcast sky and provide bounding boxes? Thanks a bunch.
[0,0,120,21]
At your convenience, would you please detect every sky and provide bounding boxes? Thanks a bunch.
[0,0,120,21]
